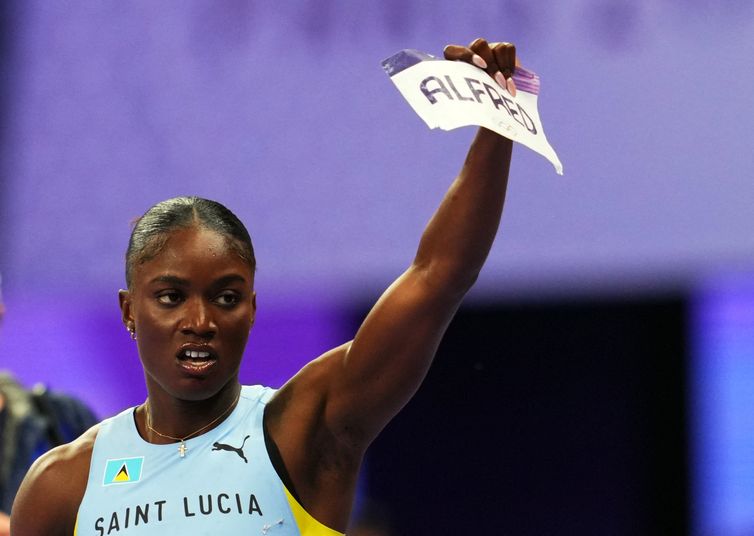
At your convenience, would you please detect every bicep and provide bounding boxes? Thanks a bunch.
[326,265,464,442]
[264,267,464,511]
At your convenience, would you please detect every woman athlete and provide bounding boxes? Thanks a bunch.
[11,38,518,535]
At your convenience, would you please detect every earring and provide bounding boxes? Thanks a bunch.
[126,322,136,340]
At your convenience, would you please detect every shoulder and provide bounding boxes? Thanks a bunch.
[11,424,100,536]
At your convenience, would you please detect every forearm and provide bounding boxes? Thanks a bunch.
[414,127,513,293]
[326,127,513,436]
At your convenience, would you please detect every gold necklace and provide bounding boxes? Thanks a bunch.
[144,389,241,458]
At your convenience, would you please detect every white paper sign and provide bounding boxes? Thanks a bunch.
[382,50,563,175]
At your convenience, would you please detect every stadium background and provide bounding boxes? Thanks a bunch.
[1,2,753,533]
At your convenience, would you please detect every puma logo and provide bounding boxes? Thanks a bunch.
[212,435,250,463]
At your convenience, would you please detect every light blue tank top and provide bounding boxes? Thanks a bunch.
[75,385,342,536]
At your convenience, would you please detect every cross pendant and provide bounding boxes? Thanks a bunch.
[178,442,187,458]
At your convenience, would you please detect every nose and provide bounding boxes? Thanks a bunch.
[180,297,216,338]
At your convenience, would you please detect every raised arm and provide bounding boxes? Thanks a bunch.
[266,38,520,529]
[325,38,517,440]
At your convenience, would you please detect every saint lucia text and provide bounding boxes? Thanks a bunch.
[93,492,264,535]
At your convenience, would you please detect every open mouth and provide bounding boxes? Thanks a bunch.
[180,349,212,360]
[176,347,217,374]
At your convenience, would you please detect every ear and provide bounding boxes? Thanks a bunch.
[119,289,133,327]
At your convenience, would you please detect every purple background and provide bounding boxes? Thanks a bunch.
[2,2,753,300]
[692,277,754,535]
[1,1,754,532]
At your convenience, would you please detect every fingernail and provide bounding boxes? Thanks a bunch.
[472,54,487,69]
[507,77,517,97]
[494,71,506,90]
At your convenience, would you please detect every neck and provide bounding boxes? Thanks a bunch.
[141,383,241,443]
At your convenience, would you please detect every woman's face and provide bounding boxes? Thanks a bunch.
[120,225,256,403]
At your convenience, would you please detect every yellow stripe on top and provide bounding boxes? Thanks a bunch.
[73,515,78,536]
[283,486,345,536]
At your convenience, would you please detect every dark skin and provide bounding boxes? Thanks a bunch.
[11,38,518,534]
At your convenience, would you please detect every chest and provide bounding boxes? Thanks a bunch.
[77,421,299,535]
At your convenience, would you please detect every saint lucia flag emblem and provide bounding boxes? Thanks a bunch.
[103,457,144,486]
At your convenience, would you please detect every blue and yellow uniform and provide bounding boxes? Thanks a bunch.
[75,385,342,535]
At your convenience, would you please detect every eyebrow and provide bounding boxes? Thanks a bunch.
[150,275,190,287]
[214,274,249,287]
[148,274,249,287]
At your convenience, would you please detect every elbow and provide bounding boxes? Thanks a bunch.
[451,267,480,295]
[414,259,481,299]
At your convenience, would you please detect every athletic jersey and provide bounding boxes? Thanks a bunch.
[75,385,343,536]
